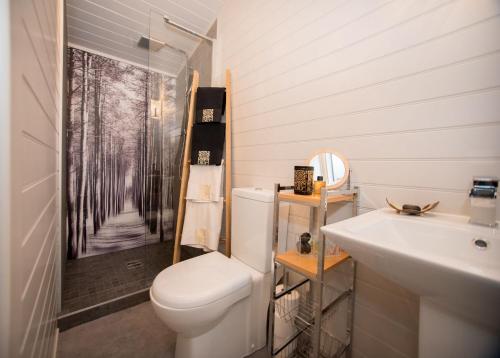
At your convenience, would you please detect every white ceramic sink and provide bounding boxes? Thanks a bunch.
[321,208,500,358]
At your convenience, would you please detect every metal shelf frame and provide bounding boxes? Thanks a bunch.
[268,183,359,358]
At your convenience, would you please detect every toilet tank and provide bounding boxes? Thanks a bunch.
[231,188,274,273]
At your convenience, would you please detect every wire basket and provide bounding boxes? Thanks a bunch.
[273,273,353,357]
[274,283,313,357]
[275,282,350,358]
[275,284,303,322]
[295,329,347,358]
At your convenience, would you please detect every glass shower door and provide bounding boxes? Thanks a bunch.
[143,10,189,285]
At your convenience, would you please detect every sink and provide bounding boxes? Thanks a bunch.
[321,208,500,358]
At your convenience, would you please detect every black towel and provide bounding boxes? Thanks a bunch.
[195,87,226,124]
[191,123,226,165]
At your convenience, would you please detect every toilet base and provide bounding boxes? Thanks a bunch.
[175,297,252,358]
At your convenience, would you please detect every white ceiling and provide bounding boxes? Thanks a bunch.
[66,0,222,75]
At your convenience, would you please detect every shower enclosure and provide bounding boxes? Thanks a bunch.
[59,9,214,328]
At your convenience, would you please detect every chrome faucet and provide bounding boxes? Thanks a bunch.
[469,177,498,227]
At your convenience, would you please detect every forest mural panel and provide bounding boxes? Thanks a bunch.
[66,48,178,259]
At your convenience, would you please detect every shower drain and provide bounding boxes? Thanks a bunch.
[126,260,144,270]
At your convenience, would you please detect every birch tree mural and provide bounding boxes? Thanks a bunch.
[66,48,177,259]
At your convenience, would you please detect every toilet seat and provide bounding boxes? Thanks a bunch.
[151,251,252,310]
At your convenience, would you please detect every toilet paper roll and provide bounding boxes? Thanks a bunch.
[274,284,301,357]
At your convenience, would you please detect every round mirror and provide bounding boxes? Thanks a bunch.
[308,150,350,189]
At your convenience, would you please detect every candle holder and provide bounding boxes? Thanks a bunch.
[294,166,314,195]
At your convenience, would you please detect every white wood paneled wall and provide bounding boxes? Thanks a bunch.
[0,0,11,356]
[214,1,500,357]
[2,0,64,357]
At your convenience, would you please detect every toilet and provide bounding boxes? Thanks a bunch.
[150,188,274,358]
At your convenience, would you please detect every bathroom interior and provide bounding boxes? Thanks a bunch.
[1,0,499,358]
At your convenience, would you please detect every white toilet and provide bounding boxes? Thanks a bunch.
[150,188,274,358]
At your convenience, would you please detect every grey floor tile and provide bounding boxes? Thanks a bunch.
[58,302,176,358]
[58,302,271,358]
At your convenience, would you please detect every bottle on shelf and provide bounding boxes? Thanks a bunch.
[313,176,326,195]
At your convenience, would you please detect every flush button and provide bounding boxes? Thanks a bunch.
[473,238,488,250]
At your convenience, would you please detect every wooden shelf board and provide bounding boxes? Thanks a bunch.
[276,250,350,280]
[278,191,354,206]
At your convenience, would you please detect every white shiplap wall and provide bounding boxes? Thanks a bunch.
[0,0,12,356]
[2,0,64,357]
[214,1,500,357]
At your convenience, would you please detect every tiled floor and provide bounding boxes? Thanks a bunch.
[62,240,203,314]
[57,302,270,358]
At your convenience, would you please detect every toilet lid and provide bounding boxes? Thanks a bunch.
[151,251,252,309]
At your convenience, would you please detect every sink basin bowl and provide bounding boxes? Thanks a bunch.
[321,208,500,357]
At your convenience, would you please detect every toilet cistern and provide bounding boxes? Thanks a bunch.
[469,176,498,227]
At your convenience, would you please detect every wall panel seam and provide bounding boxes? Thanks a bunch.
[234,13,500,102]
[22,77,59,133]
[234,49,500,122]
[232,0,455,86]
[22,172,58,194]
[228,0,396,73]
[233,121,500,149]
[30,0,59,84]
[19,245,55,354]
[22,130,58,152]
[233,85,500,134]
[21,194,57,247]
[28,259,56,358]
[21,211,57,295]
[21,20,59,107]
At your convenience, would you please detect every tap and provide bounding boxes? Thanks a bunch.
[469,177,498,227]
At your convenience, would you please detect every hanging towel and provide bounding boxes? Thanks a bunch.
[191,123,225,165]
[181,199,224,251]
[186,163,223,202]
[196,87,226,123]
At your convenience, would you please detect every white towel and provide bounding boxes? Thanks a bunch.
[186,163,223,202]
[181,199,224,251]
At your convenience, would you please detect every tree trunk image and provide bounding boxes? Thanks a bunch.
[65,48,178,259]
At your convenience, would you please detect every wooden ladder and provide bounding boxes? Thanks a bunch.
[172,69,232,263]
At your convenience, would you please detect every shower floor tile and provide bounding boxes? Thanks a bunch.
[61,240,204,315]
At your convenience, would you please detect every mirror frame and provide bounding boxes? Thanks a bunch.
[308,149,350,190]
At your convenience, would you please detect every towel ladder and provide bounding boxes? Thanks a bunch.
[172,69,232,263]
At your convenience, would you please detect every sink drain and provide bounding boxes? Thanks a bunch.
[473,238,488,250]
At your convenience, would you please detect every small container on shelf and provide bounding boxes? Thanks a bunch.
[313,176,326,195]
[296,232,312,255]
[294,166,314,195]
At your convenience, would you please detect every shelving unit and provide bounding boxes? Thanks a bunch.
[268,184,359,358]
